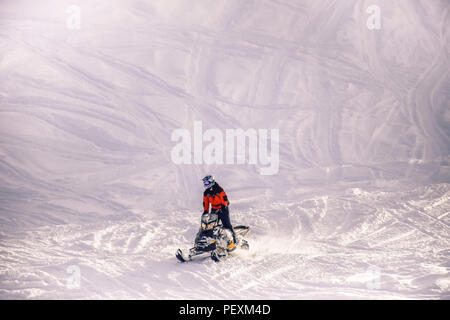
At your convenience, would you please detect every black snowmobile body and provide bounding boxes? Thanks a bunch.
[175,211,250,262]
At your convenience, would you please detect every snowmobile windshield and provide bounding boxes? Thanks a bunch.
[201,212,219,230]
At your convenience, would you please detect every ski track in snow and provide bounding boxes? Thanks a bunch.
[0,0,449,299]
[1,186,449,299]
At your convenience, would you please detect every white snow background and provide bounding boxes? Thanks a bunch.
[0,0,449,299]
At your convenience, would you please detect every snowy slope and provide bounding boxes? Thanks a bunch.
[0,0,449,299]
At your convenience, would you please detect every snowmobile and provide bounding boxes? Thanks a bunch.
[175,210,250,262]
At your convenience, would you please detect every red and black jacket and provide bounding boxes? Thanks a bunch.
[203,183,229,213]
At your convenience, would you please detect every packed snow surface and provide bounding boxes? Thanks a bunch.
[0,0,449,299]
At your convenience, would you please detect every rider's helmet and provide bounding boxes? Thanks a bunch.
[202,175,216,189]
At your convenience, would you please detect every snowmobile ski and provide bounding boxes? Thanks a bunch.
[175,248,188,262]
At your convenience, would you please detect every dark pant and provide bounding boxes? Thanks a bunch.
[220,206,236,241]
[219,206,232,229]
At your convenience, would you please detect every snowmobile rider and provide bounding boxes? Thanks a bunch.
[202,175,237,245]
